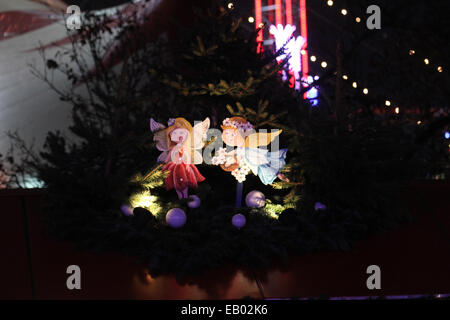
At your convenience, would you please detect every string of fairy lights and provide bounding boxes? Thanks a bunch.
[322,0,445,118]
[227,1,449,142]
[320,1,450,145]
[325,0,445,77]
[232,1,398,113]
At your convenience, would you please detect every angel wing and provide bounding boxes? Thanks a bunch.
[192,150,203,165]
[192,117,210,149]
[150,118,166,132]
[153,129,170,152]
[150,118,170,162]
[190,117,210,164]
[157,150,169,163]
[245,130,282,148]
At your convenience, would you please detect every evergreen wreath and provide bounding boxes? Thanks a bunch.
[14,3,437,278]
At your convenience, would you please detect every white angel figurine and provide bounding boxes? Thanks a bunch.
[150,117,210,199]
[217,117,288,185]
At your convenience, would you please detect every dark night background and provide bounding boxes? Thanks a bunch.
[0,0,449,301]
[72,0,450,119]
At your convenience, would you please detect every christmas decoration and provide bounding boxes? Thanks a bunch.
[150,117,210,200]
[211,116,288,208]
[269,24,306,90]
[315,202,327,211]
[211,147,251,183]
[165,208,187,228]
[232,214,246,229]
[16,2,448,278]
[245,190,266,208]
[209,116,288,207]
[214,117,288,186]
[187,195,201,209]
[129,190,162,215]
[120,205,133,216]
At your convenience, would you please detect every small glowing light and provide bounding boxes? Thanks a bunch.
[321,61,328,68]
[314,75,320,80]
[327,0,334,6]
[300,49,306,55]
[258,23,265,28]
[341,9,348,16]
[417,121,422,125]
[133,194,153,208]
[227,2,234,9]
[265,203,286,218]
[145,273,153,283]
[130,191,161,215]
[409,49,415,55]
[445,131,450,139]
[268,212,279,219]
[355,17,361,23]
[395,107,400,114]
[363,88,369,95]
[438,66,443,72]
[310,55,317,62]
[424,58,430,65]
[248,16,255,23]
[352,82,357,88]
[342,75,348,80]
[385,100,391,106]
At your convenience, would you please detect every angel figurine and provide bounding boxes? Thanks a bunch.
[150,117,210,199]
[212,117,288,185]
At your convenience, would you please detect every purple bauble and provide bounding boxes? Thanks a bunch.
[187,195,201,208]
[166,208,187,228]
[232,214,246,229]
[120,205,133,216]
[314,202,327,211]
[245,190,266,208]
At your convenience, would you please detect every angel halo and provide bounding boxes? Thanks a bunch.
[150,117,210,200]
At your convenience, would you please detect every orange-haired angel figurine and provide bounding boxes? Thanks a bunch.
[212,117,288,185]
[150,117,210,199]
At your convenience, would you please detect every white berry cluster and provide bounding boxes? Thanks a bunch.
[231,161,251,183]
[222,118,254,133]
[211,148,227,165]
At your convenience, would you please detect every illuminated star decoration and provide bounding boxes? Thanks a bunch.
[269,24,298,62]
[286,35,306,90]
[269,24,318,102]
[269,24,305,86]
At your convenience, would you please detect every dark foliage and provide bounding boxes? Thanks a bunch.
[16,2,442,277]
